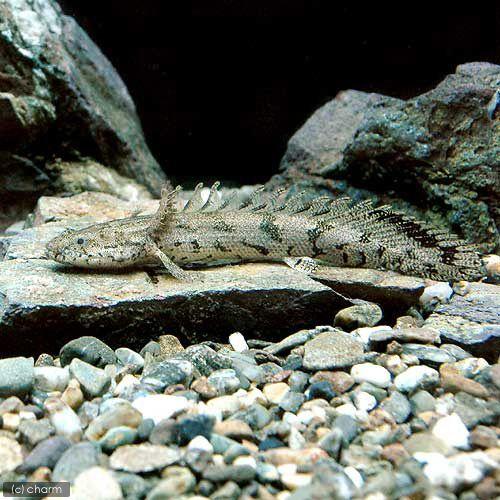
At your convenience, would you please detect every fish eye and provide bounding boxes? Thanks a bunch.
[76,238,85,245]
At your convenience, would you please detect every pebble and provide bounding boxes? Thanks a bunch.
[263,382,290,404]
[203,464,256,484]
[18,418,54,447]
[176,414,214,445]
[110,443,181,472]
[44,397,83,441]
[132,394,191,424]
[420,451,497,492]
[0,436,23,474]
[310,371,355,393]
[380,391,411,423]
[61,378,84,409]
[182,344,232,376]
[401,344,455,365]
[303,331,365,370]
[148,466,196,498]
[0,356,34,397]
[307,380,336,401]
[17,435,72,473]
[115,347,144,372]
[158,334,185,357]
[409,390,436,414]
[99,426,138,452]
[432,414,470,450]
[419,282,453,307]
[69,358,111,398]
[214,419,253,440]
[394,366,439,393]
[207,369,241,395]
[59,336,116,367]
[334,302,383,329]
[72,466,123,500]
[440,364,490,398]
[229,332,249,352]
[52,442,102,482]
[351,363,391,388]
[352,391,377,412]
[33,366,70,392]
[141,358,193,390]
[470,425,498,448]
[206,395,241,417]
[279,391,305,413]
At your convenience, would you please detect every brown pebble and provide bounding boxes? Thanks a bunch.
[157,335,184,358]
[381,443,410,465]
[309,371,355,393]
[440,364,489,399]
[213,420,254,441]
[191,377,218,399]
[474,476,500,500]
[29,466,51,482]
[261,447,328,466]
[489,364,500,389]
[164,384,186,395]
[470,425,499,448]
[393,327,440,344]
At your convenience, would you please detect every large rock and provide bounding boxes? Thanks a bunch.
[423,282,500,362]
[0,0,166,229]
[272,62,499,252]
[0,192,434,356]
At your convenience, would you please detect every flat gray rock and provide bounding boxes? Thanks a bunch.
[0,258,344,356]
[424,283,500,361]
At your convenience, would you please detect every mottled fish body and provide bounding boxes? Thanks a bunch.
[46,182,483,282]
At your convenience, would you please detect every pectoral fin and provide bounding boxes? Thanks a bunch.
[146,239,200,282]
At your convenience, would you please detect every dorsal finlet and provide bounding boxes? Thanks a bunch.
[183,182,205,212]
[200,181,222,212]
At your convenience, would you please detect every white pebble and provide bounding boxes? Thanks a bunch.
[132,394,192,424]
[113,374,140,396]
[394,365,439,393]
[228,332,249,352]
[234,455,257,469]
[344,466,364,490]
[263,382,290,405]
[44,397,82,441]
[238,387,267,408]
[72,466,122,500]
[352,391,377,412]
[432,414,469,450]
[419,282,453,306]
[34,366,70,392]
[422,451,496,492]
[187,435,213,454]
[335,403,358,419]
[205,395,241,417]
[351,363,392,388]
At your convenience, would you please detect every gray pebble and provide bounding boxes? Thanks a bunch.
[0,357,34,397]
[60,336,116,368]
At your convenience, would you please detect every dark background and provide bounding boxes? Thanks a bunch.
[59,1,499,185]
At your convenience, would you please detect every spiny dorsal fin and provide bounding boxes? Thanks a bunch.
[239,185,266,211]
[149,184,182,236]
[183,183,205,212]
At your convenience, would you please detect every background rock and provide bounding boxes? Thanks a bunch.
[270,62,499,252]
[0,0,166,230]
